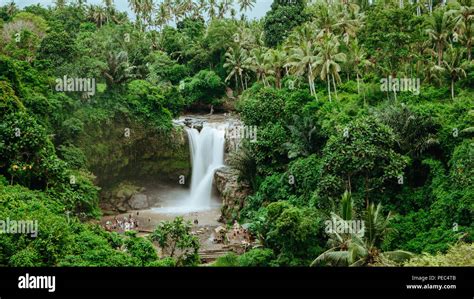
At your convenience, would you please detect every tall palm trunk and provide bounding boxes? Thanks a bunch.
[234,73,239,91]
[332,74,338,100]
[468,43,472,61]
[308,64,318,100]
[275,68,281,89]
[437,43,443,66]
[356,73,361,94]
[451,79,455,100]
[327,73,332,102]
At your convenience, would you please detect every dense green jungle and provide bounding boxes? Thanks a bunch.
[0,0,473,267]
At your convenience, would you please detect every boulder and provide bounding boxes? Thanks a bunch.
[193,122,204,132]
[116,203,129,213]
[128,194,149,210]
[184,118,193,127]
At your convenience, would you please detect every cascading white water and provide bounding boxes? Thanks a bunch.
[150,122,226,214]
[186,125,225,209]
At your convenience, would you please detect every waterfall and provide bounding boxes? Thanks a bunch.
[186,125,225,209]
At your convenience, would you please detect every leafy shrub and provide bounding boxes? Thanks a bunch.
[228,141,258,191]
[237,249,275,267]
[146,51,189,85]
[237,87,286,127]
[159,85,186,117]
[213,253,240,267]
[46,169,101,218]
[0,185,72,266]
[250,201,325,266]
[124,231,159,266]
[0,80,24,115]
[9,247,42,267]
[249,122,289,176]
[125,80,173,130]
[57,144,87,170]
[58,228,135,267]
[180,70,225,107]
[287,155,321,201]
[316,116,409,208]
[147,257,177,267]
[404,243,474,266]
[382,211,465,254]
[150,217,200,266]
[59,117,84,141]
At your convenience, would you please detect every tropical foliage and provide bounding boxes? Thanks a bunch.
[0,0,472,267]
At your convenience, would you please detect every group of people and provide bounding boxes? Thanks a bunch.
[104,213,140,232]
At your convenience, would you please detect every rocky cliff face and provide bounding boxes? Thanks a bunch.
[214,166,251,223]
[78,117,190,189]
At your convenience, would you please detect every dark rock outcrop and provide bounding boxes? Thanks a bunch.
[214,166,251,223]
[128,193,149,210]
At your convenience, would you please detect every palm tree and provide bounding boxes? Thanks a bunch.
[207,0,218,19]
[265,48,287,89]
[169,0,184,23]
[335,5,364,45]
[140,0,154,29]
[441,45,469,100]
[87,5,109,27]
[54,0,67,9]
[450,0,474,60]
[347,40,372,99]
[355,0,372,11]
[156,2,172,29]
[234,26,256,51]
[285,22,319,51]
[284,115,323,158]
[312,202,413,267]
[312,193,360,267]
[224,46,252,92]
[313,3,339,36]
[217,1,226,18]
[128,0,143,30]
[178,0,194,19]
[214,0,232,18]
[423,48,446,85]
[315,34,347,101]
[6,2,17,18]
[238,0,256,13]
[229,142,258,191]
[102,0,120,23]
[250,47,269,87]
[73,0,87,9]
[193,0,207,18]
[230,7,237,19]
[377,104,439,159]
[224,0,235,13]
[426,9,456,66]
[103,51,136,89]
[103,0,114,8]
[413,0,423,16]
[286,40,319,98]
[128,0,141,13]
